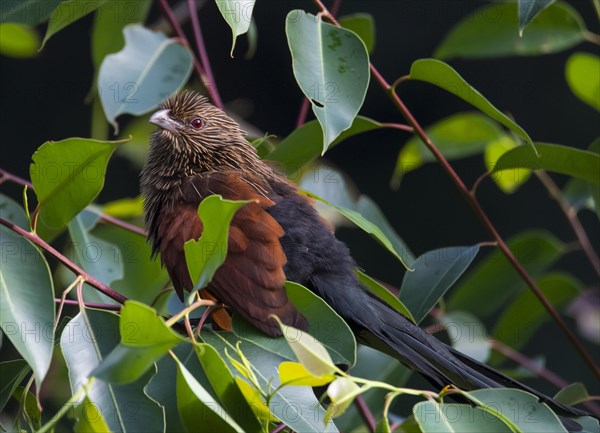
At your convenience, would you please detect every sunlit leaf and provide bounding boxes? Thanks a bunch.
[485,135,531,193]
[392,112,504,188]
[566,52,600,112]
[325,377,361,421]
[0,23,38,57]
[286,10,370,151]
[441,311,490,363]
[278,361,335,387]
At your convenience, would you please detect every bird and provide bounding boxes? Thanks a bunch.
[140,91,591,426]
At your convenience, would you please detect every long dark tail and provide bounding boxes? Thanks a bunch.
[311,275,591,426]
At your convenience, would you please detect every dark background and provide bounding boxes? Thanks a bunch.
[1,0,598,398]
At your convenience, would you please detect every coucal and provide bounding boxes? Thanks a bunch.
[140,91,589,424]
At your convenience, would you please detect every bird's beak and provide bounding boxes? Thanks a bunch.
[149,109,177,133]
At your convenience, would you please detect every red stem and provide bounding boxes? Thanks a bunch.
[296,98,311,128]
[187,0,224,109]
[158,0,223,108]
[354,395,376,432]
[312,0,600,379]
[0,217,127,304]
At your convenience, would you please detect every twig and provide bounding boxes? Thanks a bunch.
[54,297,122,311]
[0,217,127,304]
[379,123,414,133]
[1,168,147,237]
[311,0,600,379]
[187,0,224,109]
[158,0,223,108]
[270,422,287,433]
[354,395,376,433]
[535,171,600,277]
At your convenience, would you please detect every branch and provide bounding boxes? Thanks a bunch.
[311,0,600,379]
[535,171,600,277]
[0,168,147,237]
[0,217,127,304]
[158,0,224,109]
[187,0,224,109]
[354,395,376,432]
[54,298,121,311]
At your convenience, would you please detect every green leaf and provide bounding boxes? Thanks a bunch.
[339,13,375,54]
[463,388,568,433]
[575,416,600,433]
[441,311,490,363]
[92,301,183,383]
[194,343,263,433]
[184,195,251,295]
[67,210,124,304]
[413,401,513,432]
[101,196,144,218]
[392,112,504,188]
[485,135,531,194]
[0,23,38,57]
[268,116,382,178]
[434,2,586,59]
[305,191,412,269]
[73,395,113,433]
[448,230,564,317]
[554,382,590,406]
[519,0,556,34]
[286,10,370,151]
[92,222,169,304]
[492,273,580,361]
[91,0,153,70]
[0,0,63,24]
[232,281,356,367]
[98,24,193,133]
[492,142,600,185]
[408,59,535,153]
[60,310,165,433]
[174,354,245,433]
[563,139,600,217]
[400,245,480,324]
[325,377,361,421]
[12,386,41,430]
[0,228,54,389]
[357,270,415,322]
[41,0,108,49]
[30,137,121,230]
[566,52,600,112]
[203,331,339,432]
[0,194,29,229]
[215,0,255,56]
[0,360,31,412]
[273,317,337,377]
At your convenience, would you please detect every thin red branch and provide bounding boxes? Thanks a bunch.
[0,217,127,304]
[158,0,222,108]
[311,0,600,379]
[535,171,600,277]
[295,98,311,128]
[354,395,376,433]
[0,168,147,237]
[187,0,224,109]
[269,422,287,433]
[54,298,121,311]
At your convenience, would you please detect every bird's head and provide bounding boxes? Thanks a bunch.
[148,91,250,163]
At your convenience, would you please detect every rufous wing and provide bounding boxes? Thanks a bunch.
[156,171,307,336]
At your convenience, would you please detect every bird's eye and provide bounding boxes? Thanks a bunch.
[190,118,204,129]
